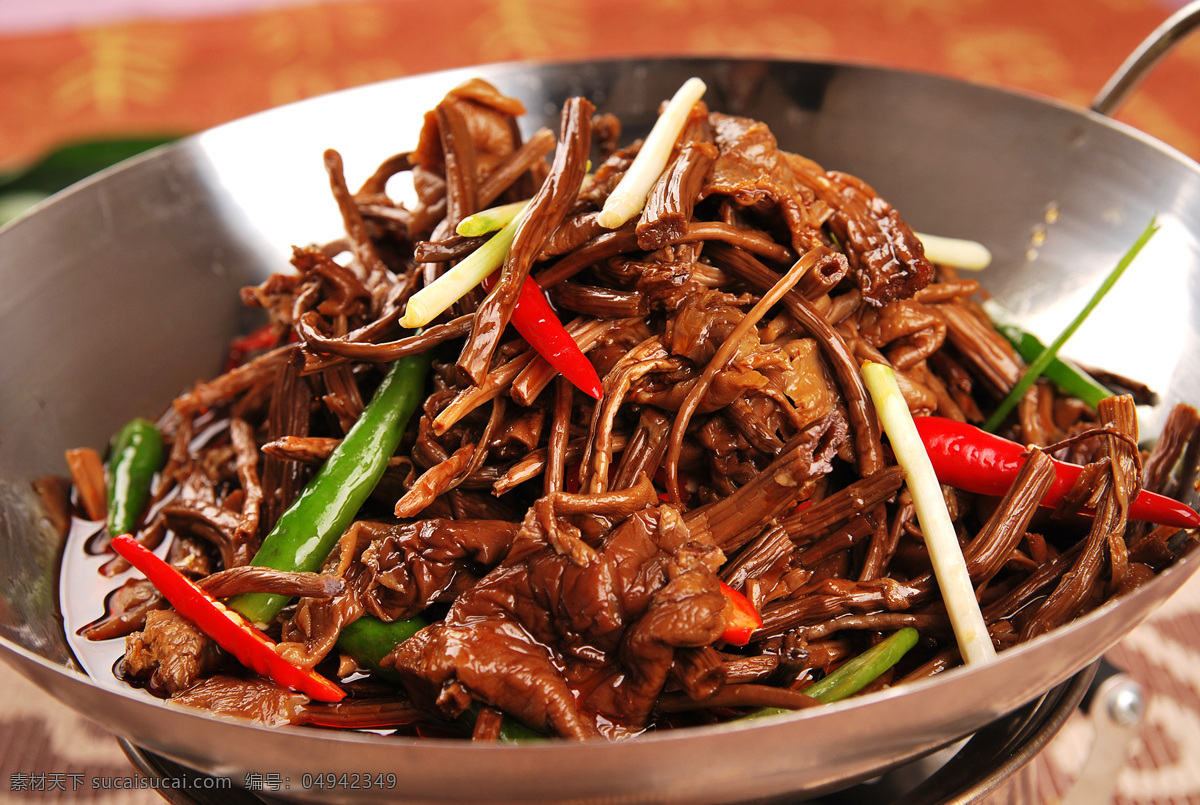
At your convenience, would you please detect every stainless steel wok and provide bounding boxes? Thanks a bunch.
[3,5,1200,802]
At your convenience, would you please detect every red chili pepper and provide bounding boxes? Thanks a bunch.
[482,273,602,399]
[109,534,345,702]
[719,581,763,646]
[223,323,283,372]
[913,416,1200,529]
[653,466,691,504]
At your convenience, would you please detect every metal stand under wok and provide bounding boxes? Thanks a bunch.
[118,659,1142,805]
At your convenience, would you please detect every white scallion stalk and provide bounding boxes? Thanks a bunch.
[399,207,527,329]
[456,200,529,238]
[597,77,707,229]
[916,232,992,271]
[861,362,997,666]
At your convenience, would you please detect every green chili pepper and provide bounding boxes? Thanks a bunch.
[484,708,546,743]
[228,353,431,626]
[336,614,544,742]
[982,218,1158,432]
[800,626,920,703]
[743,627,920,720]
[335,615,428,685]
[994,323,1114,409]
[982,301,1113,410]
[106,417,165,536]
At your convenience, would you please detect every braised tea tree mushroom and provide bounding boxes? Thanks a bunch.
[64,77,1200,738]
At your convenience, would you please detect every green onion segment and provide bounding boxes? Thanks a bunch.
[915,232,992,271]
[399,205,528,329]
[596,77,707,229]
[982,217,1159,432]
[862,362,996,666]
[742,627,920,720]
[456,199,529,237]
[982,299,1114,410]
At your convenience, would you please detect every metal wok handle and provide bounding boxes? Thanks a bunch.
[1092,0,1200,115]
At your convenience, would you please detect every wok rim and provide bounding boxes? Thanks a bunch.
[1,543,1192,752]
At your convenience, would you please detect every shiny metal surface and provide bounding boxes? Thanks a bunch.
[114,664,1099,805]
[2,56,1200,804]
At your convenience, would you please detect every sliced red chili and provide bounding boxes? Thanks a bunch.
[224,324,286,371]
[653,466,692,504]
[718,581,762,646]
[109,534,345,702]
[914,416,1200,529]
[483,273,602,399]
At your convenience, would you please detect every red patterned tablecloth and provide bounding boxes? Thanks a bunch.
[2,1,1200,803]
[3,0,1200,171]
